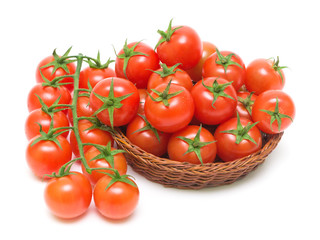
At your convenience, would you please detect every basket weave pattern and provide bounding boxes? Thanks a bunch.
[112,129,283,189]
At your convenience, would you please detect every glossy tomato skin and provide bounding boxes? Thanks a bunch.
[137,89,147,115]
[167,125,217,164]
[234,91,258,120]
[186,41,217,82]
[252,90,295,134]
[67,95,94,123]
[44,172,92,219]
[70,120,114,157]
[25,109,69,140]
[36,55,76,92]
[245,59,285,95]
[94,175,139,220]
[27,84,71,112]
[90,77,140,127]
[144,84,194,133]
[81,146,127,185]
[157,26,202,70]
[115,42,159,89]
[79,67,116,89]
[191,77,237,125]
[126,115,171,157]
[147,66,193,92]
[26,135,72,178]
[214,117,262,162]
[202,51,246,91]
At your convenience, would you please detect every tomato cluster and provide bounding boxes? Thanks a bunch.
[26,19,295,221]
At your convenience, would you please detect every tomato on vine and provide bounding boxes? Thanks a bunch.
[234,91,257,120]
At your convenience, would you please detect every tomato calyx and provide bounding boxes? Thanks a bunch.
[36,94,72,116]
[45,159,78,178]
[132,114,161,142]
[39,70,73,88]
[220,113,259,144]
[151,63,182,78]
[115,39,149,79]
[79,116,114,133]
[270,56,288,83]
[215,48,243,73]
[102,169,137,190]
[202,78,235,108]
[147,80,183,107]
[238,92,255,115]
[176,125,216,165]
[155,19,183,49]
[259,97,293,132]
[92,78,134,128]
[85,51,115,70]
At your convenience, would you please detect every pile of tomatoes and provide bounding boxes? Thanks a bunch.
[25,19,295,221]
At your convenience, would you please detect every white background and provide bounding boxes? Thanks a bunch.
[1,0,319,239]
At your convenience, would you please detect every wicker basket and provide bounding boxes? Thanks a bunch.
[112,128,283,189]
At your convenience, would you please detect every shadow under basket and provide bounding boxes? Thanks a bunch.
[112,129,284,190]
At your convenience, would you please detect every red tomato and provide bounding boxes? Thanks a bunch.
[90,77,140,127]
[186,41,217,82]
[252,90,295,134]
[245,57,286,95]
[126,115,171,157]
[44,172,92,219]
[147,63,193,92]
[27,84,71,112]
[79,67,116,89]
[202,50,246,91]
[167,125,217,164]
[67,95,94,123]
[94,175,139,220]
[214,117,262,162]
[25,109,69,140]
[26,135,72,178]
[81,146,127,185]
[234,91,258,120]
[35,49,76,91]
[144,82,194,133]
[70,119,114,157]
[156,20,202,70]
[115,41,159,88]
[137,89,147,115]
[191,77,237,125]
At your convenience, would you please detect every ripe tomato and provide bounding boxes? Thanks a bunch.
[214,116,262,162]
[245,57,286,95]
[167,125,217,164]
[67,95,94,123]
[26,135,72,178]
[191,77,237,125]
[126,114,171,157]
[44,172,92,219]
[137,89,147,115]
[79,67,116,90]
[252,90,295,134]
[27,84,71,112]
[35,48,76,91]
[144,81,194,133]
[115,41,159,88]
[70,119,114,157]
[156,19,202,70]
[202,50,246,91]
[186,41,217,82]
[94,174,139,220]
[25,109,69,140]
[90,77,140,127]
[234,91,257,120]
[81,145,127,185]
[147,63,193,92]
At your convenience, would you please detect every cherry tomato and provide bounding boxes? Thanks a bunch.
[245,57,286,95]
[126,115,171,157]
[90,77,140,127]
[214,117,262,162]
[25,109,69,140]
[191,77,237,125]
[115,41,159,88]
[81,146,127,185]
[70,119,114,157]
[67,95,94,123]
[202,50,246,91]
[44,172,92,219]
[144,82,194,133]
[79,66,116,89]
[252,90,295,134]
[94,175,139,220]
[234,91,258,120]
[167,125,217,164]
[26,135,72,178]
[156,20,202,70]
[186,41,217,82]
